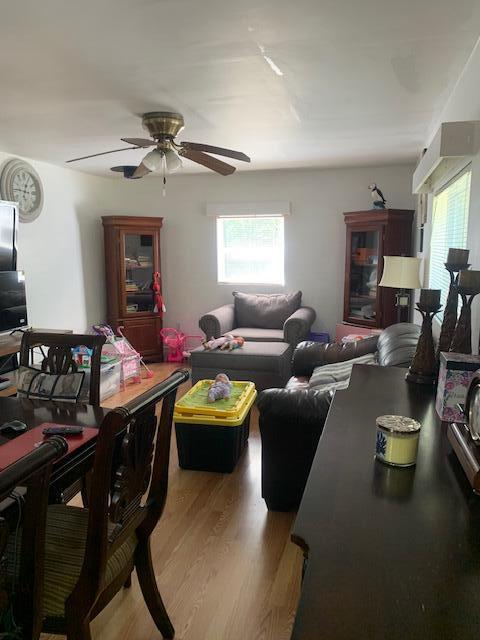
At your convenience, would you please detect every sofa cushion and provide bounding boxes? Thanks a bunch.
[233,327,284,342]
[309,352,377,394]
[376,322,420,367]
[233,291,302,329]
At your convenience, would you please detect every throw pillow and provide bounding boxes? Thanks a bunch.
[309,353,377,394]
[233,291,302,329]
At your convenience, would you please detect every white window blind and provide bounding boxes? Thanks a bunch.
[217,215,285,285]
[429,168,471,320]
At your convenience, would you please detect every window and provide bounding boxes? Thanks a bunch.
[429,168,471,320]
[216,216,285,285]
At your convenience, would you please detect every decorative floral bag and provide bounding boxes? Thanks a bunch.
[17,366,85,403]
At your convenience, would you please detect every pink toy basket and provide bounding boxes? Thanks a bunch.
[160,328,202,362]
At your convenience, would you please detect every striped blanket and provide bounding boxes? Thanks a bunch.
[308,353,377,394]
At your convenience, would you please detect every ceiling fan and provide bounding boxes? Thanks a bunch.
[67,111,251,181]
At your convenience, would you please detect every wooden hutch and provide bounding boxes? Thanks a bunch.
[343,209,415,329]
[102,216,163,360]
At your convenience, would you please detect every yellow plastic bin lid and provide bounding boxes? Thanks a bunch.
[174,380,257,427]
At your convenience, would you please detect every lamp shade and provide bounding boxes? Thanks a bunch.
[165,149,182,173]
[142,149,163,171]
[379,256,422,290]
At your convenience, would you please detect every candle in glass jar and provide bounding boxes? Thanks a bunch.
[419,288,441,308]
[375,415,422,467]
[447,248,470,266]
[458,270,480,294]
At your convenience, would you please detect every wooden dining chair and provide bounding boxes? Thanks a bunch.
[19,331,106,405]
[0,436,68,639]
[35,368,189,640]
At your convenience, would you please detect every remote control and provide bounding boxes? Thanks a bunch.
[42,425,84,437]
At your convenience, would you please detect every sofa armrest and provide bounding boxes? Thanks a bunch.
[257,387,331,423]
[292,335,379,377]
[199,304,235,339]
[283,306,316,347]
[258,387,332,511]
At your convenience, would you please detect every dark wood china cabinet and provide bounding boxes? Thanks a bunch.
[102,216,163,360]
[343,209,414,329]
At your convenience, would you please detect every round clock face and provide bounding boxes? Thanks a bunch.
[0,158,44,222]
[468,381,480,441]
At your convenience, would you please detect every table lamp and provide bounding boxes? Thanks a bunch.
[379,256,422,322]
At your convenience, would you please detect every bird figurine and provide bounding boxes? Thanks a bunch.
[369,183,386,209]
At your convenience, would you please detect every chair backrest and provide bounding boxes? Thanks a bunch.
[0,436,67,502]
[19,332,106,405]
[72,368,189,600]
[0,436,67,638]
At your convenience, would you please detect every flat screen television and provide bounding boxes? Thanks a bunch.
[0,201,18,271]
[0,271,27,335]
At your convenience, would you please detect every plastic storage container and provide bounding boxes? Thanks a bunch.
[80,360,121,403]
[174,380,257,473]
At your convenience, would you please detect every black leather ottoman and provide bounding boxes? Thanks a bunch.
[190,342,292,391]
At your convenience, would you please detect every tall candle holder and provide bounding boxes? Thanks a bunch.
[450,270,480,355]
[406,289,442,385]
[436,259,470,357]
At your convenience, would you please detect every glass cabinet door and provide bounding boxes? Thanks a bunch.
[123,233,155,315]
[348,229,379,323]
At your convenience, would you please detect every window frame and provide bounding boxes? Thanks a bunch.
[428,165,471,322]
[216,214,285,286]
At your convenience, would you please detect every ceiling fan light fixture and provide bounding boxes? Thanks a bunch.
[67,111,250,178]
[165,149,182,173]
[142,149,164,171]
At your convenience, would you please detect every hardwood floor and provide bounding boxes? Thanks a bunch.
[42,363,303,640]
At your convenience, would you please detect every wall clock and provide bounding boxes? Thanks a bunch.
[0,158,44,223]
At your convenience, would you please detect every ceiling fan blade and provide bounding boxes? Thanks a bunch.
[66,146,142,163]
[179,148,236,175]
[121,137,156,148]
[181,141,250,163]
[132,162,152,178]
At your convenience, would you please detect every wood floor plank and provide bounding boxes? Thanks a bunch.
[41,363,302,640]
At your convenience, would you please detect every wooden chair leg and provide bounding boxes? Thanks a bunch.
[135,539,174,639]
[65,617,92,640]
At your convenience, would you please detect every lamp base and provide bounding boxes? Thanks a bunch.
[395,289,411,323]
[396,292,410,307]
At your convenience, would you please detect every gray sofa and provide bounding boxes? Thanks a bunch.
[199,291,316,348]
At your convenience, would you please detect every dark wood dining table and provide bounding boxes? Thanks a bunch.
[291,364,480,640]
[0,396,107,499]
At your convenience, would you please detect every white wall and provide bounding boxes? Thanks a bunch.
[422,37,480,351]
[113,164,416,337]
[0,151,415,338]
[0,151,117,332]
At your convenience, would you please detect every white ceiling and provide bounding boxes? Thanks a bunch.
[0,0,479,177]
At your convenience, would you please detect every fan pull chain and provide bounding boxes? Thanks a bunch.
[162,154,166,197]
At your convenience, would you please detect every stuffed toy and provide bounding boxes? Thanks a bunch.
[202,333,234,350]
[207,373,232,403]
[220,336,245,351]
[150,272,166,315]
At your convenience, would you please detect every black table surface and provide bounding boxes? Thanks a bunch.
[0,396,107,489]
[291,364,480,640]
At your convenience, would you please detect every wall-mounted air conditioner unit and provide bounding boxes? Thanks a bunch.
[412,121,480,194]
